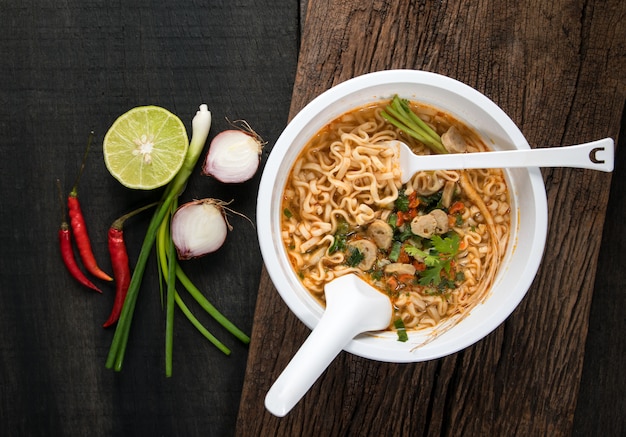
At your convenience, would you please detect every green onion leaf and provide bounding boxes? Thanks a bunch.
[383,95,448,155]
[346,247,364,267]
[394,318,409,342]
[389,241,402,262]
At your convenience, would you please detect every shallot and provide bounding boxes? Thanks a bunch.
[170,199,232,259]
[202,122,264,183]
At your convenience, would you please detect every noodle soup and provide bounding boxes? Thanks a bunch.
[280,99,511,340]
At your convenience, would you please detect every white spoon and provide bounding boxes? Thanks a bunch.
[393,137,614,184]
[264,274,392,417]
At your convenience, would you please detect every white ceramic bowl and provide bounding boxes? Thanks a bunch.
[257,70,547,362]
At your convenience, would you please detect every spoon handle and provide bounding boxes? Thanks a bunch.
[264,302,354,417]
[410,138,615,172]
[264,274,391,417]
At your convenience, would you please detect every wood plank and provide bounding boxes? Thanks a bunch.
[574,107,626,435]
[236,1,626,435]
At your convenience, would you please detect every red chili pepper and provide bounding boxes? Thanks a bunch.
[68,132,113,282]
[57,180,102,293]
[408,191,419,209]
[448,201,465,215]
[102,225,129,327]
[68,195,113,281]
[103,203,157,328]
[59,223,103,293]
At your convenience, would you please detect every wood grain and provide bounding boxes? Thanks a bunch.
[236,1,626,435]
[0,1,623,435]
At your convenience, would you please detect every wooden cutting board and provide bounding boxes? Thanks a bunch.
[236,1,625,435]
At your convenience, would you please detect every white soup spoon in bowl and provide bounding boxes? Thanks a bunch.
[394,137,614,184]
[264,274,392,417]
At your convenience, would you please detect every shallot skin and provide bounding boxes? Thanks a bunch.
[202,130,262,183]
[171,199,228,260]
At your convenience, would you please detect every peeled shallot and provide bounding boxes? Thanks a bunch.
[202,121,264,183]
[170,199,232,260]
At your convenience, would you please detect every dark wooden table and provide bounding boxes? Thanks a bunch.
[1,1,624,436]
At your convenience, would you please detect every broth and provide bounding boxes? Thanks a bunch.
[281,99,511,338]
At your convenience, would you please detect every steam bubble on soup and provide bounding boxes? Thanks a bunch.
[281,99,511,341]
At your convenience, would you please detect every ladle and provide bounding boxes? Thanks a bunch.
[264,274,392,417]
[393,137,614,184]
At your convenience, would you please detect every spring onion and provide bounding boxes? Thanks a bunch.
[105,105,211,371]
[381,95,448,155]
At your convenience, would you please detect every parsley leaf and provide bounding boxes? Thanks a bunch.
[404,244,425,258]
[404,233,461,287]
[431,233,460,263]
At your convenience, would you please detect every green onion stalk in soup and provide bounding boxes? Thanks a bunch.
[281,96,511,342]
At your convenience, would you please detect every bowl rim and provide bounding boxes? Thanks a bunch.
[257,69,548,362]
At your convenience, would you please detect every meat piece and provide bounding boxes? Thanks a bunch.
[411,209,449,238]
[384,262,416,276]
[410,214,437,238]
[347,239,378,270]
[430,209,449,234]
[441,126,467,153]
[367,219,394,250]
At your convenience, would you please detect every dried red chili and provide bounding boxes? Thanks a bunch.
[68,132,113,282]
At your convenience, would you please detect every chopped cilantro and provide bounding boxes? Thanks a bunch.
[419,265,444,286]
[345,247,364,267]
[395,225,414,242]
[431,233,460,258]
[370,269,383,281]
[329,220,350,254]
[403,244,422,258]
[455,213,463,226]
[329,235,345,254]
[437,276,457,290]
[404,233,461,287]
[394,318,409,342]
[419,191,443,212]
[395,190,410,212]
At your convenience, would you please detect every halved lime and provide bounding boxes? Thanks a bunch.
[103,106,189,190]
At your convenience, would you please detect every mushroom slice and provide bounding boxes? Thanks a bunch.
[384,262,416,276]
[367,219,394,250]
[441,125,467,153]
[347,239,378,270]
